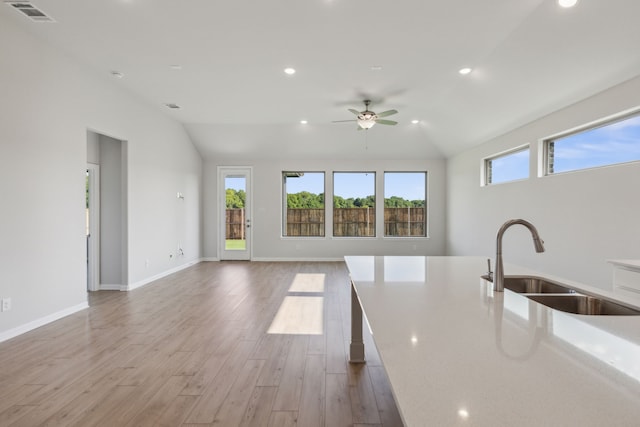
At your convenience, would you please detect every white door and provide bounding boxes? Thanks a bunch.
[219,167,252,260]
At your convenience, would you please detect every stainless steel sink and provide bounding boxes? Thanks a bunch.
[527,294,640,315]
[503,276,576,294]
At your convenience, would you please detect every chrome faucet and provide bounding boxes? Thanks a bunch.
[494,219,545,292]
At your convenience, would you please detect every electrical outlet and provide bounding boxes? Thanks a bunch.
[145,259,150,268]
[2,298,11,312]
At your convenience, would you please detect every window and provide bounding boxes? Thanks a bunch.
[544,112,640,175]
[384,172,427,237]
[484,146,529,185]
[333,172,375,237]
[282,172,325,237]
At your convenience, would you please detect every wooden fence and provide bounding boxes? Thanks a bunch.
[226,208,246,240]
[383,207,425,237]
[226,207,426,238]
[333,208,375,237]
[286,208,325,237]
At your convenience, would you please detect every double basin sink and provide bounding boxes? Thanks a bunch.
[500,276,640,315]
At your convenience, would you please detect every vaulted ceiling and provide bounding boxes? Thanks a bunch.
[4,0,640,159]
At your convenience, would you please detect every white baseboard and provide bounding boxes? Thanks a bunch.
[203,257,342,262]
[125,258,204,291]
[0,302,89,343]
[99,284,123,291]
[251,257,344,262]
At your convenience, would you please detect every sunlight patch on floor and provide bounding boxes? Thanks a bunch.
[267,296,324,335]
[289,273,326,293]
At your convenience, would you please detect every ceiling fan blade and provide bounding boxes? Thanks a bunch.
[376,119,397,125]
[332,119,357,123]
[348,109,361,116]
[377,109,398,118]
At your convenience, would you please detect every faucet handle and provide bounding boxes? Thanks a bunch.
[484,258,494,282]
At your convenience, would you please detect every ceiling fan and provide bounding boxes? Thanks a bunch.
[333,100,398,130]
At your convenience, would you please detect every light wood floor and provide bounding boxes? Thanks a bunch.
[0,261,403,426]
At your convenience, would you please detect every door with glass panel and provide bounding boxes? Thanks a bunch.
[219,167,252,260]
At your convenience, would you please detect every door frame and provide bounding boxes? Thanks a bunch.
[86,163,100,291]
[218,166,252,260]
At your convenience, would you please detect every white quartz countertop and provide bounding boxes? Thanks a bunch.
[344,256,640,427]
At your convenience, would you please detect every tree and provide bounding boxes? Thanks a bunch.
[226,189,245,208]
[287,191,324,208]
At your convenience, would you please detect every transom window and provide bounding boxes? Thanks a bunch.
[544,112,640,175]
[483,146,529,185]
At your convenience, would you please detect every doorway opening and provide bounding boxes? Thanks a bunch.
[86,130,128,291]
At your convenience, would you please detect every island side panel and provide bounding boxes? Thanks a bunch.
[349,280,365,363]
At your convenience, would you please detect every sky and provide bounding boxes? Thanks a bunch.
[229,172,425,200]
[283,172,426,200]
[225,177,246,191]
[551,115,640,173]
[493,113,640,182]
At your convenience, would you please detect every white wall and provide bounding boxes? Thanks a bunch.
[204,158,446,260]
[87,131,100,164]
[447,75,640,289]
[98,135,123,287]
[0,13,202,340]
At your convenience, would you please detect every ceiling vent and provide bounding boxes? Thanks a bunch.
[165,103,182,110]
[5,1,55,22]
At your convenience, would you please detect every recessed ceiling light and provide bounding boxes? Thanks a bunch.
[370,65,383,71]
[411,120,420,124]
[459,67,473,75]
[284,67,296,75]
[111,71,124,78]
[300,120,308,124]
[169,64,182,70]
[558,0,578,7]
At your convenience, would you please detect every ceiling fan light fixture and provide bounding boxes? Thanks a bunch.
[558,0,578,8]
[357,118,376,129]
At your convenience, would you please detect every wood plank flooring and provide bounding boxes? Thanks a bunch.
[0,261,403,426]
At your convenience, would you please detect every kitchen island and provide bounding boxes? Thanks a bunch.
[345,256,640,426]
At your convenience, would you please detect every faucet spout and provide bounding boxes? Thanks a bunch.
[494,219,545,292]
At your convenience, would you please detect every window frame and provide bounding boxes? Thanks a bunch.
[383,171,428,238]
[482,144,530,186]
[332,171,377,238]
[281,171,326,238]
[541,109,640,177]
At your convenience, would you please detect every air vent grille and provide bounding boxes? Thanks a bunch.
[5,1,55,22]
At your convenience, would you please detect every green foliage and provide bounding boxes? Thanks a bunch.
[384,196,425,208]
[226,188,246,208]
[235,188,423,209]
[285,191,424,209]
[333,195,376,208]
[287,191,324,208]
